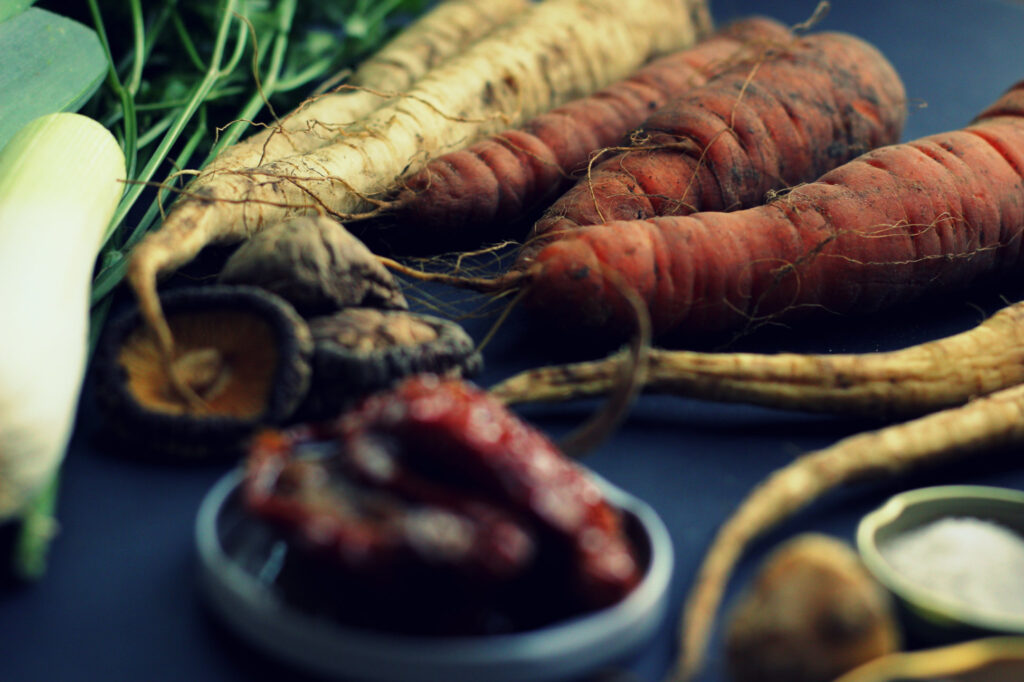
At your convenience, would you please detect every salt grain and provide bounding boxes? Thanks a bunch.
[879,516,1024,620]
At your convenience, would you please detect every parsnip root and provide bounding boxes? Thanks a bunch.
[203,0,530,174]
[491,299,1024,419]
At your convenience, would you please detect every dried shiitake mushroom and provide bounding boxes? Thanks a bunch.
[217,215,407,314]
[297,308,483,420]
[93,285,313,458]
[725,533,901,682]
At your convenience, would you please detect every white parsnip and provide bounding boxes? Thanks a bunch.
[203,0,530,173]
[491,301,1024,419]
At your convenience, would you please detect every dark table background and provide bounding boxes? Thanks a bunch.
[4,1,1024,680]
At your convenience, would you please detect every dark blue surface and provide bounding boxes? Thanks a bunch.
[3,1,1024,681]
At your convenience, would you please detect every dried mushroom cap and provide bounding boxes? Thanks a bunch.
[297,308,482,420]
[217,215,407,314]
[93,285,313,458]
[312,308,439,351]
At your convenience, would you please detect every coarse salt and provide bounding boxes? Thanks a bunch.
[878,516,1024,620]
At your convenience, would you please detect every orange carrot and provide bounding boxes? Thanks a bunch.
[377,16,794,253]
[520,28,906,257]
[517,80,1024,341]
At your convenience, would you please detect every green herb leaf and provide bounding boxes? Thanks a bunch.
[0,0,35,23]
[0,8,106,149]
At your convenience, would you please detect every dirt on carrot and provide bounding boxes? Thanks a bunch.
[518,26,907,258]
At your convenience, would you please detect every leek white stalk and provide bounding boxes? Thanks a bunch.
[0,112,125,520]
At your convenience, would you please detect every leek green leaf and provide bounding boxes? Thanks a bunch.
[0,0,35,23]
[0,8,105,149]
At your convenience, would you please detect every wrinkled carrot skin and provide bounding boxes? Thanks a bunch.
[384,17,793,251]
[524,31,907,254]
[526,81,1024,340]
[489,299,1024,418]
[673,379,1024,682]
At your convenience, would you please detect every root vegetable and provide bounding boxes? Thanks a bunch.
[671,381,1024,682]
[724,533,900,682]
[128,0,711,372]
[519,79,1024,340]
[382,28,909,336]
[523,28,906,256]
[202,0,530,175]
[381,16,794,252]
[489,299,1024,419]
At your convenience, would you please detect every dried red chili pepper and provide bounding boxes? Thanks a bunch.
[244,426,535,583]
[335,374,642,609]
[244,425,541,634]
[241,375,641,634]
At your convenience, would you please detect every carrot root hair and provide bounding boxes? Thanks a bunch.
[556,266,652,457]
[377,255,531,294]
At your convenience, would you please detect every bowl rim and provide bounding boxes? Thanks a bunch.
[194,465,674,682]
[856,484,1024,633]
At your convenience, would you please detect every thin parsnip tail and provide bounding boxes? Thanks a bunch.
[491,299,1024,419]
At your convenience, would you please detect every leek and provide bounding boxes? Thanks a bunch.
[0,113,124,551]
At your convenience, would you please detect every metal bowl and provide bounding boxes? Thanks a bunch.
[856,485,1024,642]
[195,466,674,682]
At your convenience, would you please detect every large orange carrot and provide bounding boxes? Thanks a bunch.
[518,80,1024,341]
[378,16,793,252]
[522,28,907,255]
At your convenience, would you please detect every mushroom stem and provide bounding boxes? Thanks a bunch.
[169,348,229,408]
